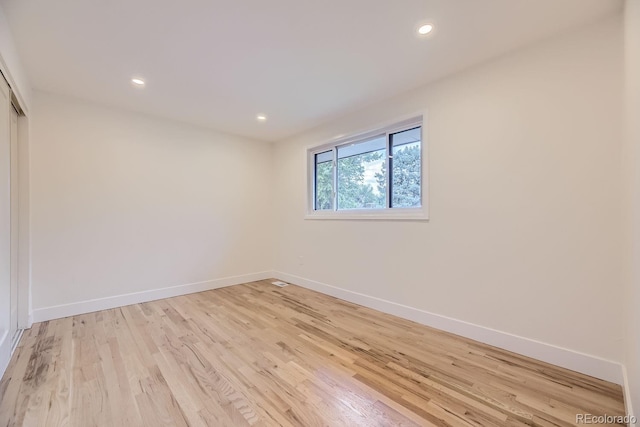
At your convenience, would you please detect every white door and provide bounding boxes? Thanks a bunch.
[0,75,11,371]
[9,106,18,346]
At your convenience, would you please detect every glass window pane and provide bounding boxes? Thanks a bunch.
[337,136,386,210]
[315,151,333,210]
[390,127,421,208]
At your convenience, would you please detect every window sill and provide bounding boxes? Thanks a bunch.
[304,208,428,221]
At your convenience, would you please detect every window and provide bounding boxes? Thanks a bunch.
[337,135,386,210]
[307,115,427,220]
[314,151,333,210]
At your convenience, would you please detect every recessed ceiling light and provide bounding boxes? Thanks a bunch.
[131,78,145,86]
[256,114,267,122]
[417,24,434,35]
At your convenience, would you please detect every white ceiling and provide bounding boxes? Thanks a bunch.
[0,0,623,141]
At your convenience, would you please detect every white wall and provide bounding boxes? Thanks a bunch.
[625,0,640,415]
[30,92,273,316]
[273,16,625,371]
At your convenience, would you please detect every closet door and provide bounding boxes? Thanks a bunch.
[0,75,10,364]
[9,106,18,345]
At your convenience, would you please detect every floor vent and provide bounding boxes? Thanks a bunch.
[271,281,289,287]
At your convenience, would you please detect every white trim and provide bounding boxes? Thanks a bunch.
[32,271,272,323]
[17,114,30,330]
[10,328,23,354]
[272,271,624,385]
[304,208,428,221]
[17,270,629,389]
[622,365,636,420]
[0,330,9,381]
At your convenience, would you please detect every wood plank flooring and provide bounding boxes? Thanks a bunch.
[0,280,626,426]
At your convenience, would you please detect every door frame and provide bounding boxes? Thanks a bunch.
[0,68,32,334]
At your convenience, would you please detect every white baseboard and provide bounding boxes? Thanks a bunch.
[10,329,23,355]
[32,271,273,323]
[273,271,624,385]
[0,330,9,381]
[622,365,636,420]
[24,270,628,388]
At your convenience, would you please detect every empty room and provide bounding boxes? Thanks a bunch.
[0,0,639,425]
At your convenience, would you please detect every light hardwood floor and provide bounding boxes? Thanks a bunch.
[0,280,626,426]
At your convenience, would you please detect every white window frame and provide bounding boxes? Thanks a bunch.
[306,113,428,221]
